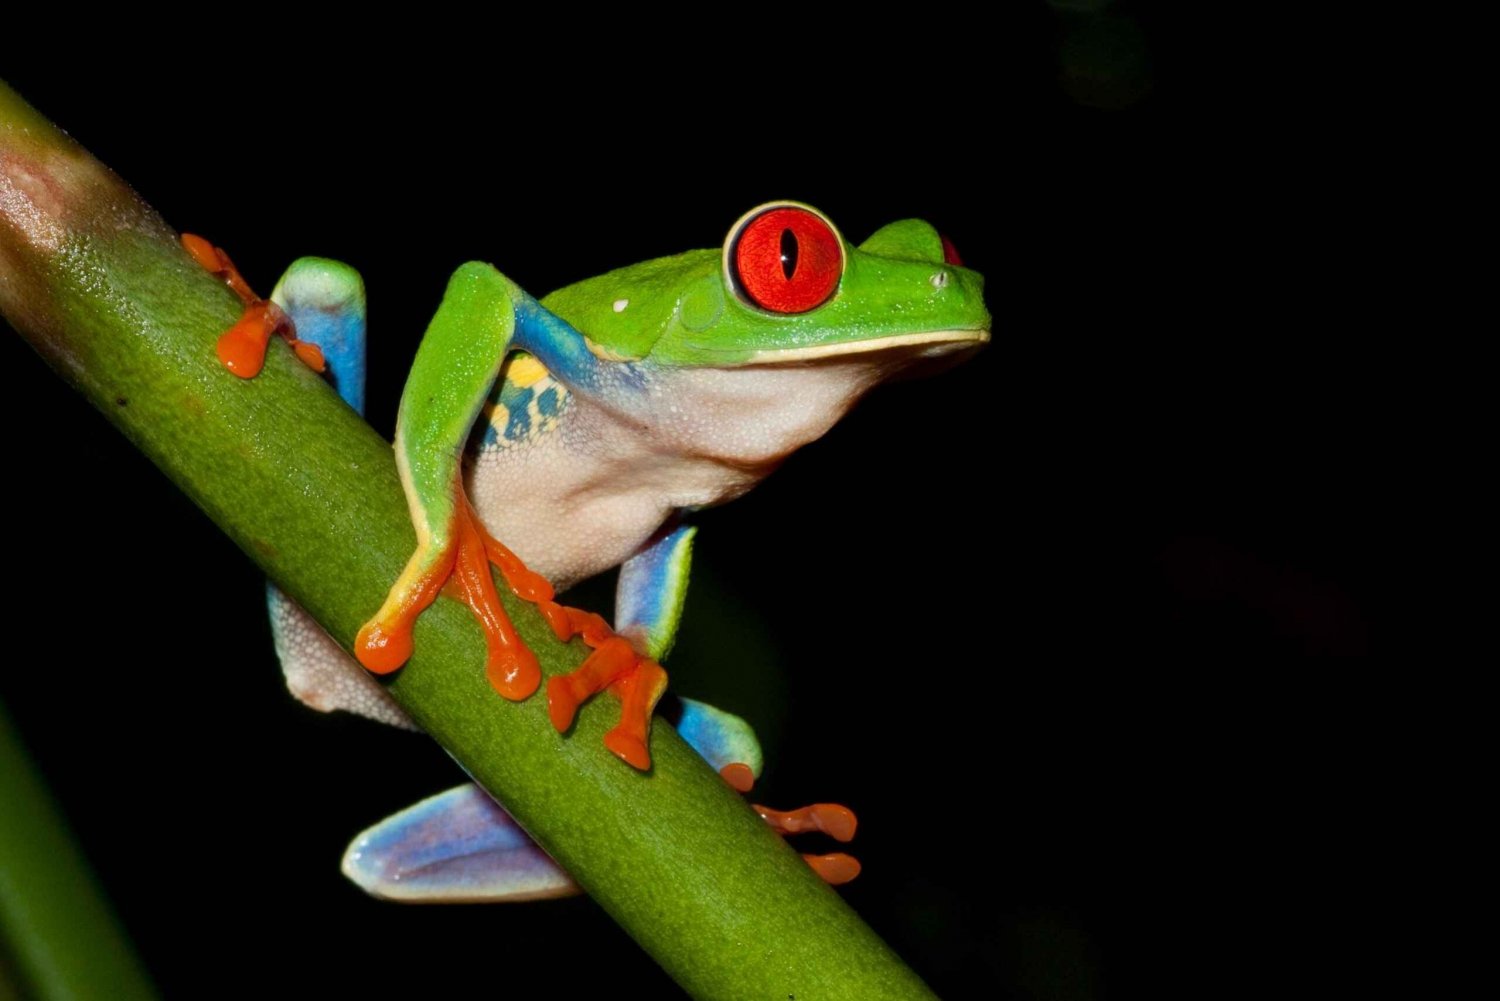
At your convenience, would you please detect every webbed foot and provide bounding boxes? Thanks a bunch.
[354,472,672,767]
[718,763,862,885]
[356,486,544,702]
[544,607,668,771]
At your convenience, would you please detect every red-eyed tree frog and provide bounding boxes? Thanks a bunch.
[188,202,988,901]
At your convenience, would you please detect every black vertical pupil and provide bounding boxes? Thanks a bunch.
[779,228,798,280]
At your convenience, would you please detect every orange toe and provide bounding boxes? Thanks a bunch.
[547,675,583,732]
[487,646,541,701]
[604,730,652,771]
[356,620,413,675]
[804,853,861,885]
[720,762,756,792]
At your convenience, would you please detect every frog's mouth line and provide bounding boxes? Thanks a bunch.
[742,328,991,364]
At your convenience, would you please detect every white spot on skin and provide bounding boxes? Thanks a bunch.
[613,298,629,313]
[930,271,950,289]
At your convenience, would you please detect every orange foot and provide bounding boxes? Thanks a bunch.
[354,487,666,770]
[356,491,545,702]
[181,233,326,378]
[544,607,668,771]
[718,764,861,885]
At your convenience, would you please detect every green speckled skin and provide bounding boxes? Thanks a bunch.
[0,82,939,1000]
[388,264,523,580]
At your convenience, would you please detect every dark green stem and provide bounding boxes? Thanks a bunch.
[0,80,936,1000]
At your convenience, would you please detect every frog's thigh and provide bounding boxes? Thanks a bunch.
[342,782,579,903]
[267,585,416,730]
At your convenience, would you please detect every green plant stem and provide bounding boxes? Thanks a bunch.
[0,80,937,1000]
[0,702,159,1001]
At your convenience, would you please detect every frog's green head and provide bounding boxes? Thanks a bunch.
[541,202,989,368]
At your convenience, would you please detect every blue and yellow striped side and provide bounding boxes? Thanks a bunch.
[477,351,571,451]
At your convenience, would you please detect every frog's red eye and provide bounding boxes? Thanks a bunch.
[728,206,843,314]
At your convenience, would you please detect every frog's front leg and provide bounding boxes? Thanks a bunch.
[355,264,668,768]
[355,263,550,700]
[181,234,329,377]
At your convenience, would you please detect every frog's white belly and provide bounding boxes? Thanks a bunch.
[466,359,884,591]
[467,412,733,591]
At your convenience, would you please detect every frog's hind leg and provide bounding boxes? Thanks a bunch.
[262,258,412,728]
[343,703,851,898]
[342,783,579,902]
[342,702,764,902]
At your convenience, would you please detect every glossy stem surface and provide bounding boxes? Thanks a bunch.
[0,80,937,1001]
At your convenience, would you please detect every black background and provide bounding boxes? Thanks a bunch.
[2,9,1378,999]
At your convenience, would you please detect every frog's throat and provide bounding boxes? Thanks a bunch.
[738,328,990,364]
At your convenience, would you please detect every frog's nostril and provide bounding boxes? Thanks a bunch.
[940,234,963,267]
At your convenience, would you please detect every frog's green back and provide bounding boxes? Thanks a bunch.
[541,250,720,362]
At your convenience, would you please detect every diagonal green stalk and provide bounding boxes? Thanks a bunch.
[0,81,937,1000]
